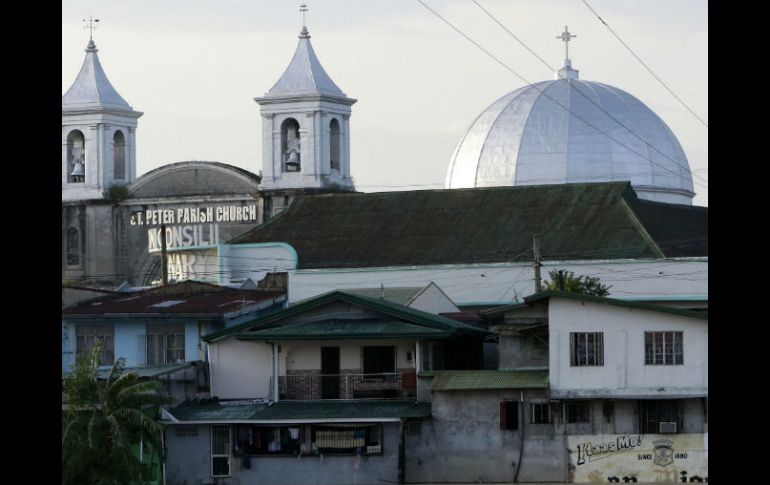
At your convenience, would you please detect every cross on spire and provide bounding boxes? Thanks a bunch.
[83,15,99,42]
[556,25,576,61]
[300,3,308,26]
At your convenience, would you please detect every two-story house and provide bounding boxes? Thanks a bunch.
[161,289,490,484]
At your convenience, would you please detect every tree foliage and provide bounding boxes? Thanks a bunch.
[542,269,611,297]
[62,347,172,485]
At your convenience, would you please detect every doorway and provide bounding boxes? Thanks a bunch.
[321,347,340,399]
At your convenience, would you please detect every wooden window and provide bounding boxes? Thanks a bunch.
[500,400,519,430]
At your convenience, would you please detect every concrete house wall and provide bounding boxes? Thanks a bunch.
[548,298,708,398]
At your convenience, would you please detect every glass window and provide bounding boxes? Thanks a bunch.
[76,324,114,365]
[645,332,683,365]
[565,402,591,423]
[570,332,604,366]
[530,403,551,424]
[147,324,185,365]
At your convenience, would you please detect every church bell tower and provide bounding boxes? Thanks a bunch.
[255,5,356,192]
[62,21,142,202]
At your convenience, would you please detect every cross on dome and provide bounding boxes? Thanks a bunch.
[83,15,99,42]
[557,25,576,61]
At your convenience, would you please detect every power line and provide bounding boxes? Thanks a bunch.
[580,0,708,128]
[415,0,706,189]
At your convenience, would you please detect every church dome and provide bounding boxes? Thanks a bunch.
[445,62,695,205]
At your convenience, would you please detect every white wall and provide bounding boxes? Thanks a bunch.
[281,339,416,374]
[409,283,460,313]
[183,245,707,306]
[209,339,273,399]
[548,298,708,398]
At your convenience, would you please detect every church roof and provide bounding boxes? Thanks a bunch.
[230,182,707,269]
[445,75,695,205]
[62,40,133,111]
[262,27,347,98]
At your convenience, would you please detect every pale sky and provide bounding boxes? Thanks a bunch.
[62,0,708,206]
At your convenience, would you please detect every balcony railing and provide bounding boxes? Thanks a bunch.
[278,372,417,400]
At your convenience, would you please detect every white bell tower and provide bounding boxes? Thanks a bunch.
[255,5,355,191]
[62,22,142,201]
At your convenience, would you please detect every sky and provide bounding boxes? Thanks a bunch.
[62,0,708,206]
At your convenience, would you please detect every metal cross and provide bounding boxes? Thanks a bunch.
[556,25,576,60]
[300,3,308,26]
[83,15,99,41]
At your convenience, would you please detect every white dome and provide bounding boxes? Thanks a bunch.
[445,75,695,205]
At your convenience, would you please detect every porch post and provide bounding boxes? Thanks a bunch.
[272,342,280,402]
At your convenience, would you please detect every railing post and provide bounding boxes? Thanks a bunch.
[345,374,349,399]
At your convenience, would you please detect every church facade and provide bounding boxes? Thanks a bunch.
[62,22,355,287]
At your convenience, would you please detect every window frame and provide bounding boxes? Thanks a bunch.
[644,331,684,365]
[211,425,232,477]
[638,400,683,434]
[146,323,185,365]
[76,324,115,365]
[530,402,552,424]
[362,346,396,376]
[570,332,604,366]
[564,401,591,424]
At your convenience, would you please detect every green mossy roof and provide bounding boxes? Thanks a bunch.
[431,370,549,391]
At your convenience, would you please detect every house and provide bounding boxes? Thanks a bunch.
[477,291,708,483]
[161,289,490,485]
[61,280,287,402]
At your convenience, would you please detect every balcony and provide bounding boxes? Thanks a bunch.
[278,372,417,401]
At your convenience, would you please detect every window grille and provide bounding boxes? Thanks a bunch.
[211,425,231,477]
[639,400,683,434]
[570,332,604,366]
[644,332,683,365]
[175,425,198,437]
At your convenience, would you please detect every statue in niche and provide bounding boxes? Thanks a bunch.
[284,124,301,172]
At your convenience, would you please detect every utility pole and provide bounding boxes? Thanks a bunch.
[532,234,542,292]
[160,224,169,286]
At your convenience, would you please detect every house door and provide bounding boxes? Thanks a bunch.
[321,347,340,399]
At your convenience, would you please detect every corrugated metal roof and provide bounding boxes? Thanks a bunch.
[62,280,284,317]
[63,361,196,379]
[166,400,431,422]
[430,370,548,391]
[238,319,448,340]
[344,287,423,305]
[230,182,707,269]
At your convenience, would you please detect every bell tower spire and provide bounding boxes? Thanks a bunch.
[255,4,356,192]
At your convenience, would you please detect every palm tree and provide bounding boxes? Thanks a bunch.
[62,346,171,485]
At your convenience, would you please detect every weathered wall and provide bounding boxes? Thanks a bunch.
[281,340,416,373]
[498,333,548,369]
[406,390,565,483]
[549,298,708,398]
[165,423,400,485]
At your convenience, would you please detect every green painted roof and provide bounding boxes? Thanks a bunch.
[230,182,707,268]
[237,319,449,340]
[522,291,708,320]
[166,400,431,422]
[430,370,549,391]
[204,291,489,342]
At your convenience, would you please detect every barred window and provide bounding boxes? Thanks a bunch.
[147,324,185,365]
[564,402,591,423]
[570,332,604,366]
[211,425,231,477]
[66,228,80,266]
[530,403,551,424]
[644,332,683,365]
[76,324,114,365]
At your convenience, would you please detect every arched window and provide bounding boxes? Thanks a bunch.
[67,130,86,183]
[329,118,341,171]
[113,130,126,180]
[281,118,301,172]
[67,227,80,266]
